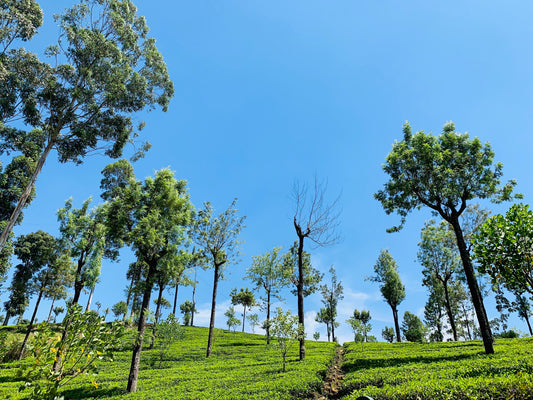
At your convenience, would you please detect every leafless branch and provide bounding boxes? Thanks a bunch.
[292,176,342,248]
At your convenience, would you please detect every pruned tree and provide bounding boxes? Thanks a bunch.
[245,246,290,343]
[0,0,174,251]
[193,199,245,358]
[230,287,256,333]
[270,307,304,373]
[375,121,520,354]
[180,300,196,326]
[348,309,372,342]
[291,177,340,360]
[319,266,344,343]
[368,250,405,342]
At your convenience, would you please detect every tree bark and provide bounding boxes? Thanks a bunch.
[393,307,401,342]
[449,217,494,354]
[3,312,10,326]
[72,254,87,305]
[85,286,95,312]
[442,280,458,341]
[296,234,306,360]
[172,283,179,316]
[461,303,472,340]
[47,296,56,323]
[206,262,223,358]
[191,267,197,327]
[0,139,55,252]
[242,305,247,332]
[19,288,44,360]
[266,290,271,344]
[524,312,533,336]
[127,260,157,393]
[149,284,164,350]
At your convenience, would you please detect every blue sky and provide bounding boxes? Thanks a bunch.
[6,0,533,343]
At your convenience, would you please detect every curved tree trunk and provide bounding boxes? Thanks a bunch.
[85,286,95,311]
[449,217,494,354]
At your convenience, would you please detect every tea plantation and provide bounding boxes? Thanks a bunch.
[2,325,533,399]
[0,326,336,400]
[340,338,533,400]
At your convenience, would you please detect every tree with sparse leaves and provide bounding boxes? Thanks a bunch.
[230,287,256,333]
[245,246,290,344]
[291,177,340,360]
[319,266,343,343]
[375,121,520,354]
[193,199,245,358]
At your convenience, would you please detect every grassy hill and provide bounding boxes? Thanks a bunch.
[2,324,533,399]
[340,338,533,400]
[0,325,336,400]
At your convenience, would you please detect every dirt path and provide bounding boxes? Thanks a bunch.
[312,346,345,400]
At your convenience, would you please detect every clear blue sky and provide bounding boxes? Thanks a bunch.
[8,0,533,343]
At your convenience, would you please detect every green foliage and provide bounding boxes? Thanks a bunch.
[283,241,323,298]
[247,313,260,333]
[341,339,533,399]
[230,287,256,332]
[382,326,395,343]
[179,300,196,327]
[347,309,372,344]
[224,306,240,333]
[270,308,305,373]
[313,332,320,341]
[153,314,183,368]
[375,121,519,233]
[18,304,124,400]
[473,203,533,298]
[401,311,427,343]
[112,301,128,320]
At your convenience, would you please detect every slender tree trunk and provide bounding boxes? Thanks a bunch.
[191,267,197,327]
[461,302,472,340]
[125,275,135,321]
[392,307,401,342]
[127,261,157,393]
[449,218,494,354]
[47,296,56,323]
[72,255,87,304]
[85,286,95,311]
[19,289,44,360]
[206,262,223,358]
[266,290,271,344]
[442,281,458,341]
[149,284,164,350]
[3,312,10,326]
[524,313,533,336]
[242,305,247,332]
[296,234,306,360]
[172,284,179,315]
[326,322,331,342]
[0,139,55,252]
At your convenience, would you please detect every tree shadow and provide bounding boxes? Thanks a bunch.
[59,386,127,399]
[0,375,25,384]
[342,351,483,374]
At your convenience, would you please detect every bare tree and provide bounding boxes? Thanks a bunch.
[292,177,340,360]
